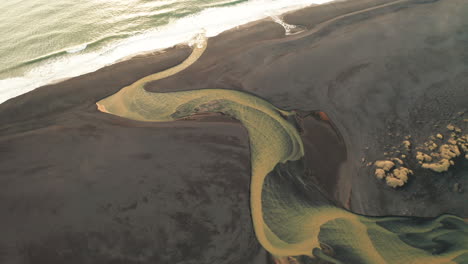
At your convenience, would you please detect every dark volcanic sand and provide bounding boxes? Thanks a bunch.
[145,0,468,217]
[1,0,467,263]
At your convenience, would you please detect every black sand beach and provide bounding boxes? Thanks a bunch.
[1,0,467,263]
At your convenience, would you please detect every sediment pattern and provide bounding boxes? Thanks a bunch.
[96,37,468,263]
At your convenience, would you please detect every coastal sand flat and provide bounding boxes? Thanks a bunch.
[0,0,467,263]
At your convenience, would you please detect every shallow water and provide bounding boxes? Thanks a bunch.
[0,0,333,103]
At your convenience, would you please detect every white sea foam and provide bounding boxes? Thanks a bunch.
[270,15,301,35]
[66,43,88,54]
[0,0,334,104]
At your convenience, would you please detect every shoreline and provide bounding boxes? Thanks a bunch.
[0,0,403,105]
[1,0,467,262]
[0,0,332,104]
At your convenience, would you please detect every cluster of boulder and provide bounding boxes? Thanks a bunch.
[374,159,413,188]
[416,124,467,172]
[372,123,467,188]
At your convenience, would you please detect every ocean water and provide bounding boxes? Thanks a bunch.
[0,0,333,104]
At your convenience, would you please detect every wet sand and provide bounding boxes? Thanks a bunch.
[1,0,467,263]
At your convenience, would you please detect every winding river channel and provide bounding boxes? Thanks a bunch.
[96,36,468,264]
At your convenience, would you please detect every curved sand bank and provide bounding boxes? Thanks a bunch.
[1,0,467,263]
[97,35,468,263]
